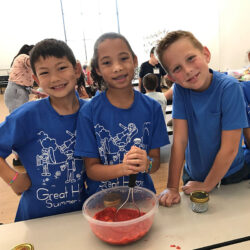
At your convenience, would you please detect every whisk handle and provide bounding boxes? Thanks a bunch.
[129,174,137,187]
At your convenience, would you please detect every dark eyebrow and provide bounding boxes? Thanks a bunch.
[37,61,66,70]
[55,61,67,66]
[100,56,110,62]
[119,52,130,56]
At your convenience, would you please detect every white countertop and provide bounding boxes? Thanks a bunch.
[1,181,250,250]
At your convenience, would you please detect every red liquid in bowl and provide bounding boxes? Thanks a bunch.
[91,207,153,245]
[94,207,145,222]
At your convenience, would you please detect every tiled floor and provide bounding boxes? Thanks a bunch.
[0,89,173,224]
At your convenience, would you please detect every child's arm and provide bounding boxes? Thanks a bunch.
[84,146,148,181]
[0,157,31,195]
[148,148,160,173]
[182,129,242,194]
[164,88,173,100]
[243,127,250,148]
[31,88,48,98]
[159,119,188,207]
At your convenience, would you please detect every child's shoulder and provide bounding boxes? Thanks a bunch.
[16,53,29,61]
[4,99,47,126]
[79,97,88,107]
[79,92,104,111]
[240,80,250,90]
[13,98,46,114]
[213,70,239,87]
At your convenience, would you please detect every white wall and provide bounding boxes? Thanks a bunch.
[119,0,249,71]
[119,0,221,69]
[218,0,250,71]
[0,0,249,71]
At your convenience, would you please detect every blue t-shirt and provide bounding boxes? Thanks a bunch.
[173,69,248,181]
[240,81,250,164]
[75,89,169,195]
[0,97,88,221]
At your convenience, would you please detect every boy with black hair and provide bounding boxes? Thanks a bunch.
[0,39,88,221]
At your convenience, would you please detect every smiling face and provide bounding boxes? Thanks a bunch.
[33,56,81,100]
[162,38,212,92]
[96,38,138,90]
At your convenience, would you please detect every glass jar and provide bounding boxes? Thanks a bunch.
[190,191,209,213]
[12,243,34,250]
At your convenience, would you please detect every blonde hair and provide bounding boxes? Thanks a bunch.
[156,30,203,72]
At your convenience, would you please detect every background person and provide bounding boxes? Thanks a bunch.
[143,73,167,121]
[139,47,167,94]
[83,64,97,97]
[76,61,89,99]
[4,44,45,166]
[240,81,250,171]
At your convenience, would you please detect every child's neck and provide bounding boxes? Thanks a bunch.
[106,88,134,109]
[146,89,156,93]
[50,94,79,115]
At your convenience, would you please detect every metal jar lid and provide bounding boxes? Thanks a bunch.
[103,192,121,207]
[12,243,34,250]
[190,191,209,203]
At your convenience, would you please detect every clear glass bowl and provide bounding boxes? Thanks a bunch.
[82,186,158,245]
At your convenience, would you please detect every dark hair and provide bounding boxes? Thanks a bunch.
[77,71,86,91]
[76,71,89,98]
[30,38,77,76]
[90,32,136,90]
[150,47,155,56]
[156,30,203,72]
[143,73,158,91]
[11,44,34,66]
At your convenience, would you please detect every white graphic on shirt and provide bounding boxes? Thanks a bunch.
[35,130,83,209]
[94,122,150,190]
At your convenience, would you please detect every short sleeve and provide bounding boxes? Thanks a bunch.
[172,84,187,120]
[0,114,27,158]
[18,54,30,69]
[24,56,30,69]
[221,83,248,130]
[240,81,250,126]
[74,102,100,158]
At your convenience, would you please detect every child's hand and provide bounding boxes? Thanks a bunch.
[11,172,31,195]
[32,89,48,98]
[182,181,211,194]
[158,188,181,207]
[122,146,148,175]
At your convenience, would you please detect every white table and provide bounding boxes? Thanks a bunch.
[166,104,172,115]
[1,181,250,250]
[132,79,139,86]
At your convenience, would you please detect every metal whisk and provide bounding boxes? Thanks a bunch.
[115,174,140,217]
